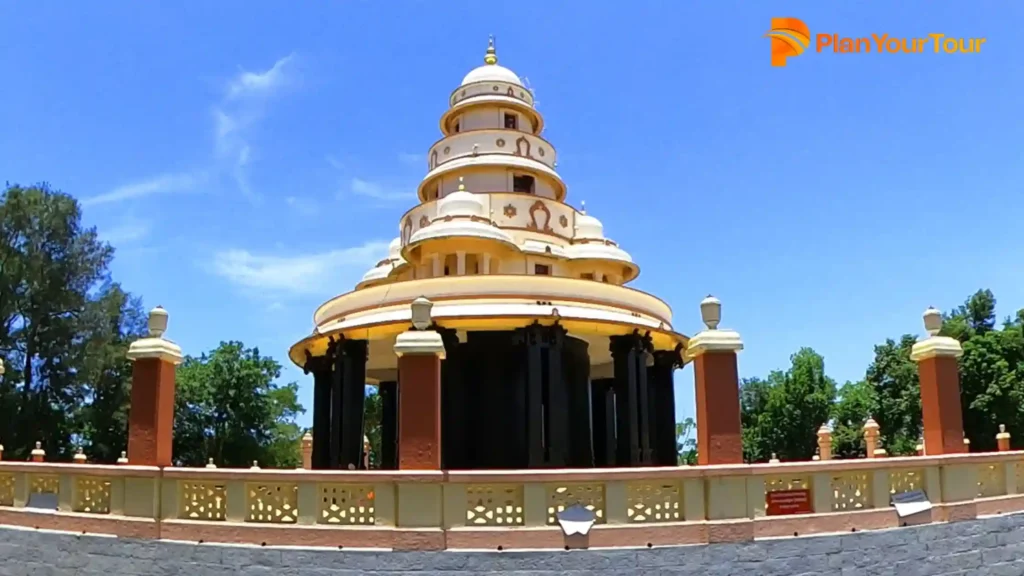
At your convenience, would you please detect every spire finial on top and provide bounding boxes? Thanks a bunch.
[484,35,498,65]
[580,200,586,215]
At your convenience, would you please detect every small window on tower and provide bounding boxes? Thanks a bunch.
[454,120,461,133]
[513,174,535,194]
[534,263,551,276]
[581,273,594,280]
[504,113,518,130]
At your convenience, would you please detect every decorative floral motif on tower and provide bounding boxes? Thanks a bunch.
[503,204,517,218]
[419,216,430,228]
[526,200,553,233]
[559,215,568,228]
[401,217,413,245]
[514,136,532,158]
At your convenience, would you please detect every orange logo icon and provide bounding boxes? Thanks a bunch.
[766,18,811,67]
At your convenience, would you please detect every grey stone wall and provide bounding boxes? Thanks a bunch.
[2,513,1024,575]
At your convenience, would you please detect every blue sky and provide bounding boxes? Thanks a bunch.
[2,2,1021,429]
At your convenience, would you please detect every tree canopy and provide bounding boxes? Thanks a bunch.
[0,183,304,466]
[734,289,1024,462]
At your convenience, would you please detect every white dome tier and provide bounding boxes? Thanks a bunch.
[436,187,486,220]
[460,38,523,87]
[574,206,605,241]
[408,179,516,247]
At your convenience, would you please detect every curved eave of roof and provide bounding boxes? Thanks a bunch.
[288,305,688,368]
[440,97,543,136]
[418,156,565,201]
[566,243,633,264]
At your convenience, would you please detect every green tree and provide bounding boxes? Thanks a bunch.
[740,348,836,462]
[363,388,382,468]
[676,417,696,465]
[172,341,305,468]
[831,379,875,458]
[0,183,142,461]
[740,376,772,463]
[863,336,921,455]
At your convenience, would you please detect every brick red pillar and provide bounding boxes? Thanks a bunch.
[301,432,313,469]
[911,307,966,456]
[126,306,183,467]
[393,298,447,470]
[688,296,744,466]
[997,425,1011,452]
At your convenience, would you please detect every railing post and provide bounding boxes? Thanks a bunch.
[58,474,74,512]
[682,478,705,521]
[522,483,548,527]
[126,307,184,467]
[604,480,629,524]
[225,480,246,523]
[442,483,467,528]
[745,476,766,519]
[688,296,744,466]
[13,472,28,507]
[373,482,396,527]
[938,462,978,521]
[31,442,45,462]
[297,481,318,526]
[817,425,833,461]
[911,308,967,455]
[869,469,890,509]
[301,432,313,469]
[864,418,880,458]
[997,425,1011,452]
[811,472,833,513]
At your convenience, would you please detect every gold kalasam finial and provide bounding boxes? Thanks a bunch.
[484,35,498,65]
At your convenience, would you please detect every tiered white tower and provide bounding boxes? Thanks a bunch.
[354,38,636,291]
[290,40,688,471]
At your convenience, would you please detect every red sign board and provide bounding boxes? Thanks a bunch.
[766,489,812,516]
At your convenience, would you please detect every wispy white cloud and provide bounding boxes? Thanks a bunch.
[226,54,295,100]
[83,173,196,207]
[346,178,415,202]
[98,220,151,245]
[209,241,389,296]
[214,54,297,201]
[397,152,423,167]
[90,54,297,208]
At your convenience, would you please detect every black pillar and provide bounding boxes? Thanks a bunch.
[564,336,593,468]
[438,328,465,470]
[545,327,568,468]
[522,326,545,467]
[339,339,368,470]
[515,323,571,468]
[465,331,521,468]
[304,353,332,470]
[379,381,398,470]
[649,349,681,466]
[329,339,344,468]
[610,332,653,467]
[591,378,617,467]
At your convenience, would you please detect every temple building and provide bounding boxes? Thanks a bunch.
[289,40,693,471]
